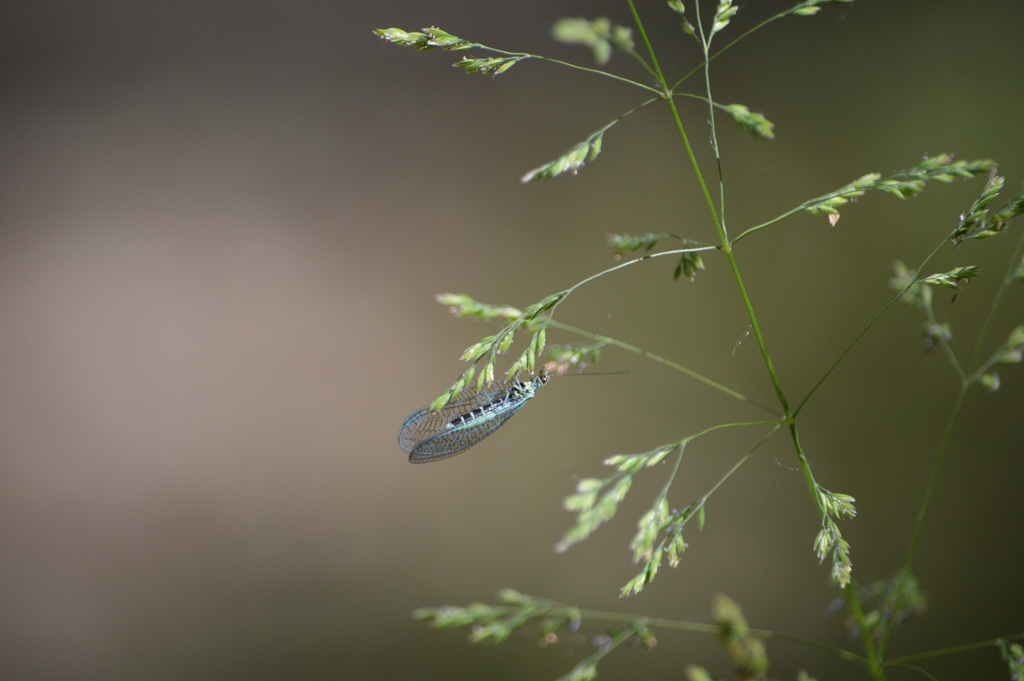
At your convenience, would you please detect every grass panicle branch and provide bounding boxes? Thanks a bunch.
[383,1,1022,679]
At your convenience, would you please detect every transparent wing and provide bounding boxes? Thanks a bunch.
[408,406,525,463]
[398,381,530,463]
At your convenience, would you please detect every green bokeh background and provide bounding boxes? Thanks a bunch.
[2,2,1022,680]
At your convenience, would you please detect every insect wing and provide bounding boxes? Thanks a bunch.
[400,383,503,450]
[398,380,533,463]
[408,403,526,463]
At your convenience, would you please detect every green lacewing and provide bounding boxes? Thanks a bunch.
[398,370,550,463]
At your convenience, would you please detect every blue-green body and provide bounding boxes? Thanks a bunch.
[399,372,549,463]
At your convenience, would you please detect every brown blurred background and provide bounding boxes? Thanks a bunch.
[2,1,1022,680]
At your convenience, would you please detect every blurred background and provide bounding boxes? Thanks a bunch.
[2,1,1022,679]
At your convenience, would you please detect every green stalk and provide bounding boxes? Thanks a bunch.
[546,318,779,414]
[633,0,790,416]
[879,384,966,658]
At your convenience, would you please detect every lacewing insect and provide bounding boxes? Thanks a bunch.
[398,370,550,463]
